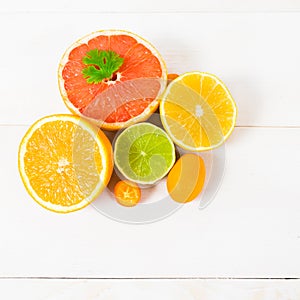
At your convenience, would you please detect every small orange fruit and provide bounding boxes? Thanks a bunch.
[114,180,141,207]
[167,154,206,203]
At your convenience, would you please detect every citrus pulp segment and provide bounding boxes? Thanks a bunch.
[18,115,113,213]
[160,72,237,151]
[58,30,167,130]
[114,123,176,184]
[114,180,141,207]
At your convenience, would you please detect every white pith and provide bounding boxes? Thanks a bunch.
[58,29,168,130]
[160,72,237,152]
[18,115,111,213]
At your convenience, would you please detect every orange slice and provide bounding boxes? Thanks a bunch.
[18,115,113,213]
[58,30,167,130]
[114,180,141,207]
[160,72,237,151]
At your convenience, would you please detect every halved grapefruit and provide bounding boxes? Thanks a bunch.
[58,30,167,130]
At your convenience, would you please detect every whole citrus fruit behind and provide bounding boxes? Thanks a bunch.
[160,72,237,151]
[18,114,113,213]
[58,30,167,130]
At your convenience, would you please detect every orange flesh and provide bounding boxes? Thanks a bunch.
[114,180,141,207]
[167,73,179,81]
[19,117,113,212]
[62,34,163,123]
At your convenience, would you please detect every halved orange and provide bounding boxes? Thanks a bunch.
[160,72,237,151]
[58,30,167,130]
[18,114,113,213]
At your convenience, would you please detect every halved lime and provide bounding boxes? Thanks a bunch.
[114,123,176,184]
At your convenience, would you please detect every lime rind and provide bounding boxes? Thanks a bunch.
[114,123,176,184]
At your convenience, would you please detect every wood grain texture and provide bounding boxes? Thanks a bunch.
[0,279,300,299]
[1,12,300,126]
[2,126,299,278]
[1,0,300,12]
[1,0,299,285]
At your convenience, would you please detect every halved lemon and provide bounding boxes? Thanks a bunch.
[18,114,113,213]
[160,72,237,151]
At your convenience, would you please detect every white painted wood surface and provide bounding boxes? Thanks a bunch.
[0,279,300,299]
[1,0,300,12]
[1,12,300,126]
[0,0,300,297]
[1,127,299,278]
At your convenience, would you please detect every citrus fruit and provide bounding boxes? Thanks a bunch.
[167,154,206,203]
[167,73,179,83]
[114,123,176,185]
[114,180,141,207]
[58,30,167,130]
[18,114,113,213]
[160,72,237,151]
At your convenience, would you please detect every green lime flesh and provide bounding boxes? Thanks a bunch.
[114,123,176,184]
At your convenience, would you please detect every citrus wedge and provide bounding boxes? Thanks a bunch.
[18,115,113,213]
[160,72,237,151]
[58,30,167,130]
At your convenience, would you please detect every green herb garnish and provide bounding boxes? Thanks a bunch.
[82,49,124,84]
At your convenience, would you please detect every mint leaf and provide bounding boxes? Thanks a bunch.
[82,49,124,84]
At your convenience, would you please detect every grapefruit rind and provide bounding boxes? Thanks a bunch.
[58,30,168,130]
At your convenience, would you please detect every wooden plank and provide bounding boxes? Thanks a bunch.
[2,126,300,277]
[0,279,300,299]
[1,0,300,12]
[1,12,300,126]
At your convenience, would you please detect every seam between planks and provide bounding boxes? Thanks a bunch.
[1,10,300,15]
[0,124,299,129]
[0,276,299,280]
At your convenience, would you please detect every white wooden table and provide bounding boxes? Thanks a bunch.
[1,0,300,298]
